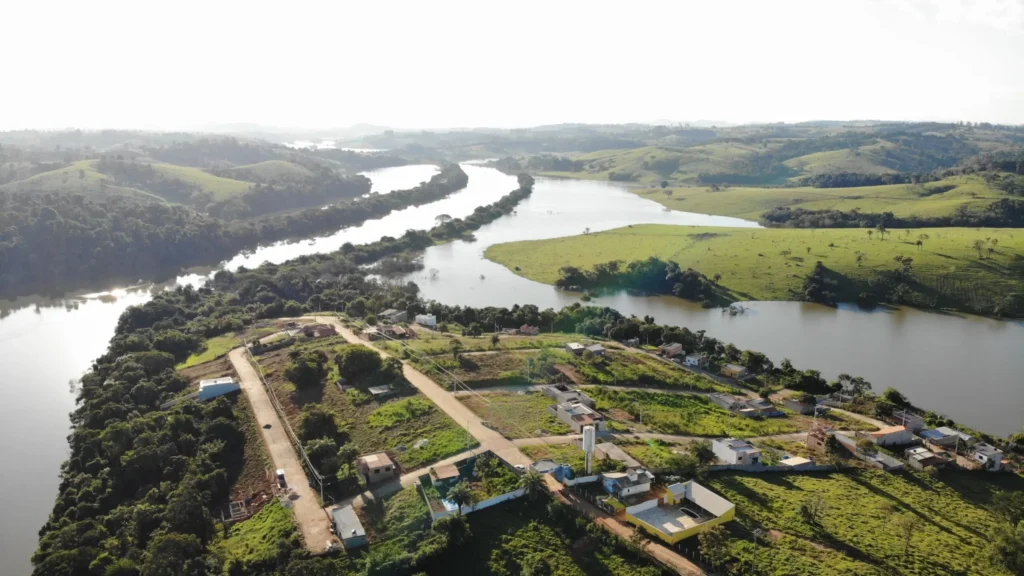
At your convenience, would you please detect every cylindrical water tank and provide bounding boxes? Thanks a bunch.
[582,425,596,452]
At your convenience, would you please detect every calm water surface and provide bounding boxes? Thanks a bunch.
[1,164,1021,574]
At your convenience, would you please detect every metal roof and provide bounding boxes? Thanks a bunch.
[332,505,365,540]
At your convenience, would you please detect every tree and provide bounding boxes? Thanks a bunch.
[867,230,874,240]
[141,533,206,576]
[712,272,722,284]
[519,469,546,501]
[449,338,463,360]
[689,440,715,465]
[285,350,328,388]
[876,223,887,240]
[892,513,922,559]
[987,521,1024,575]
[800,493,828,526]
[973,239,986,258]
[334,344,382,380]
[660,180,669,189]
[305,437,341,477]
[365,313,378,326]
[299,404,340,442]
[698,524,728,563]
[882,387,910,407]
[435,214,453,225]
[628,526,651,559]
[855,437,878,456]
[446,481,474,515]
[433,514,472,547]
[994,491,1024,527]
[490,333,500,348]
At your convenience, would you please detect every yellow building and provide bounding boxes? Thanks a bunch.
[624,481,735,544]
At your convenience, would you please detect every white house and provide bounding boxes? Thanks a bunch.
[684,353,708,368]
[891,410,925,432]
[868,425,914,447]
[658,342,683,357]
[601,468,654,498]
[712,438,762,465]
[198,377,240,401]
[565,342,585,355]
[414,313,437,327]
[379,309,408,324]
[332,505,367,549]
[972,443,1004,471]
[553,400,607,433]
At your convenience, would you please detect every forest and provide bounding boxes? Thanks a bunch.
[555,257,728,307]
[760,198,1024,228]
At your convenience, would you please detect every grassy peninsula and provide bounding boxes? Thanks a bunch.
[485,224,1024,314]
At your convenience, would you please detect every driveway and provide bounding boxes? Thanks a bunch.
[228,348,336,552]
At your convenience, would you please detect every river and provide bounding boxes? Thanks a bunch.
[2,163,1022,574]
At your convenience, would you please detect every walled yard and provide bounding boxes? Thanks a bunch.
[458,391,572,439]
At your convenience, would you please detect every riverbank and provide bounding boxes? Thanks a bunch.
[484,223,1024,317]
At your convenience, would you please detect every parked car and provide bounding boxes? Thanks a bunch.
[276,469,287,488]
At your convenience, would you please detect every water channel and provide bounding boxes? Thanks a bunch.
[2,163,1021,574]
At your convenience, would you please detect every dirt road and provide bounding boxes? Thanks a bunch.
[228,348,335,552]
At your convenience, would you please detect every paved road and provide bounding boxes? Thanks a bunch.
[228,348,335,552]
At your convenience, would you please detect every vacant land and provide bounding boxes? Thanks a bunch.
[708,469,1022,576]
[228,160,315,181]
[151,163,252,200]
[178,334,244,369]
[631,175,1005,221]
[619,440,691,472]
[260,337,477,470]
[377,329,600,357]
[519,443,587,473]
[214,500,299,567]
[588,387,806,437]
[459,392,571,439]
[359,486,440,561]
[486,223,1024,309]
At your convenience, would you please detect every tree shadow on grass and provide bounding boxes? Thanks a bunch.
[288,380,324,406]
[847,473,968,539]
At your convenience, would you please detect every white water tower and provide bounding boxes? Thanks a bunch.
[582,425,596,474]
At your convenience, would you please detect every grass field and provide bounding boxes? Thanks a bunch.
[177,333,243,369]
[707,469,1023,575]
[215,500,298,567]
[0,159,162,200]
[630,175,1004,221]
[619,439,691,472]
[588,387,806,438]
[414,349,546,388]
[359,486,439,560]
[458,392,572,439]
[486,223,1024,310]
[519,443,587,473]
[542,144,773,185]
[151,163,252,200]
[377,329,600,357]
[261,338,477,470]
[228,160,314,181]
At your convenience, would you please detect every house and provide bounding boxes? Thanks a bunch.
[198,377,240,401]
[542,383,595,407]
[565,342,585,355]
[904,447,948,471]
[302,323,337,338]
[519,324,541,336]
[779,456,815,468]
[972,443,1004,471]
[594,442,642,469]
[712,438,763,465]
[414,314,437,328]
[624,481,735,545]
[553,400,607,433]
[378,309,407,324]
[623,338,640,347]
[892,410,926,432]
[721,364,748,379]
[658,342,683,358]
[429,463,462,486]
[332,505,367,549]
[783,397,817,415]
[709,392,746,411]
[357,452,397,484]
[530,460,560,474]
[684,353,708,368]
[585,344,606,356]
[835,433,905,471]
[601,468,654,498]
[922,426,976,449]
[361,327,380,341]
[744,398,780,417]
[868,425,914,446]
[367,385,394,399]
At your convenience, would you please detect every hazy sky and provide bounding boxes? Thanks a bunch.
[3,0,1023,130]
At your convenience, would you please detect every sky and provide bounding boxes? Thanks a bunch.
[2,0,1023,131]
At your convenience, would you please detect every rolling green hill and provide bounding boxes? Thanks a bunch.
[150,163,251,200]
[0,159,163,201]
[542,144,770,184]
[485,223,1024,312]
[631,175,1005,221]
[228,160,315,181]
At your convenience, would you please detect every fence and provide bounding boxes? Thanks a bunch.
[423,486,527,522]
[707,462,834,473]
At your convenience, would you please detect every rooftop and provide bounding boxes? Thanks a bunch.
[332,505,366,539]
[380,308,399,316]
[723,363,746,371]
[431,463,461,480]
[871,425,909,437]
[566,342,584,350]
[936,426,974,441]
[633,481,734,536]
[561,400,600,418]
[780,456,813,467]
[685,352,707,359]
[367,385,393,395]
[973,442,1003,457]
[716,438,759,453]
[585,344,606,352]
[358,452,393,469]
[603,469,654,490]
[200,377,236,387]
[595,442,641,468]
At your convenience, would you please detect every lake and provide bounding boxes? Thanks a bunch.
[1,163,1021,574]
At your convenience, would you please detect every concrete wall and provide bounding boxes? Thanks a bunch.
[619,482,650,498]
[429,487,526,521]
[625,506,735,545]
[563,474,599,487]
[625,498,660,515]
[707,463,833,473]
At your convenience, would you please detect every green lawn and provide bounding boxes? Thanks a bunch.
[0,159,161,200]
[486,223,1024,310]
[707,469,1023,576]
[459,392,572,439]
[619,440,691,472]
[177,333,242,369]
[229,160,315,181]
[588,387,805,438]
[378,329,600,357]
[152,163,252,200]
[360,486,439,559]
[566,349,726,392]
[215,500,298,567]
[630,174,1005,221]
